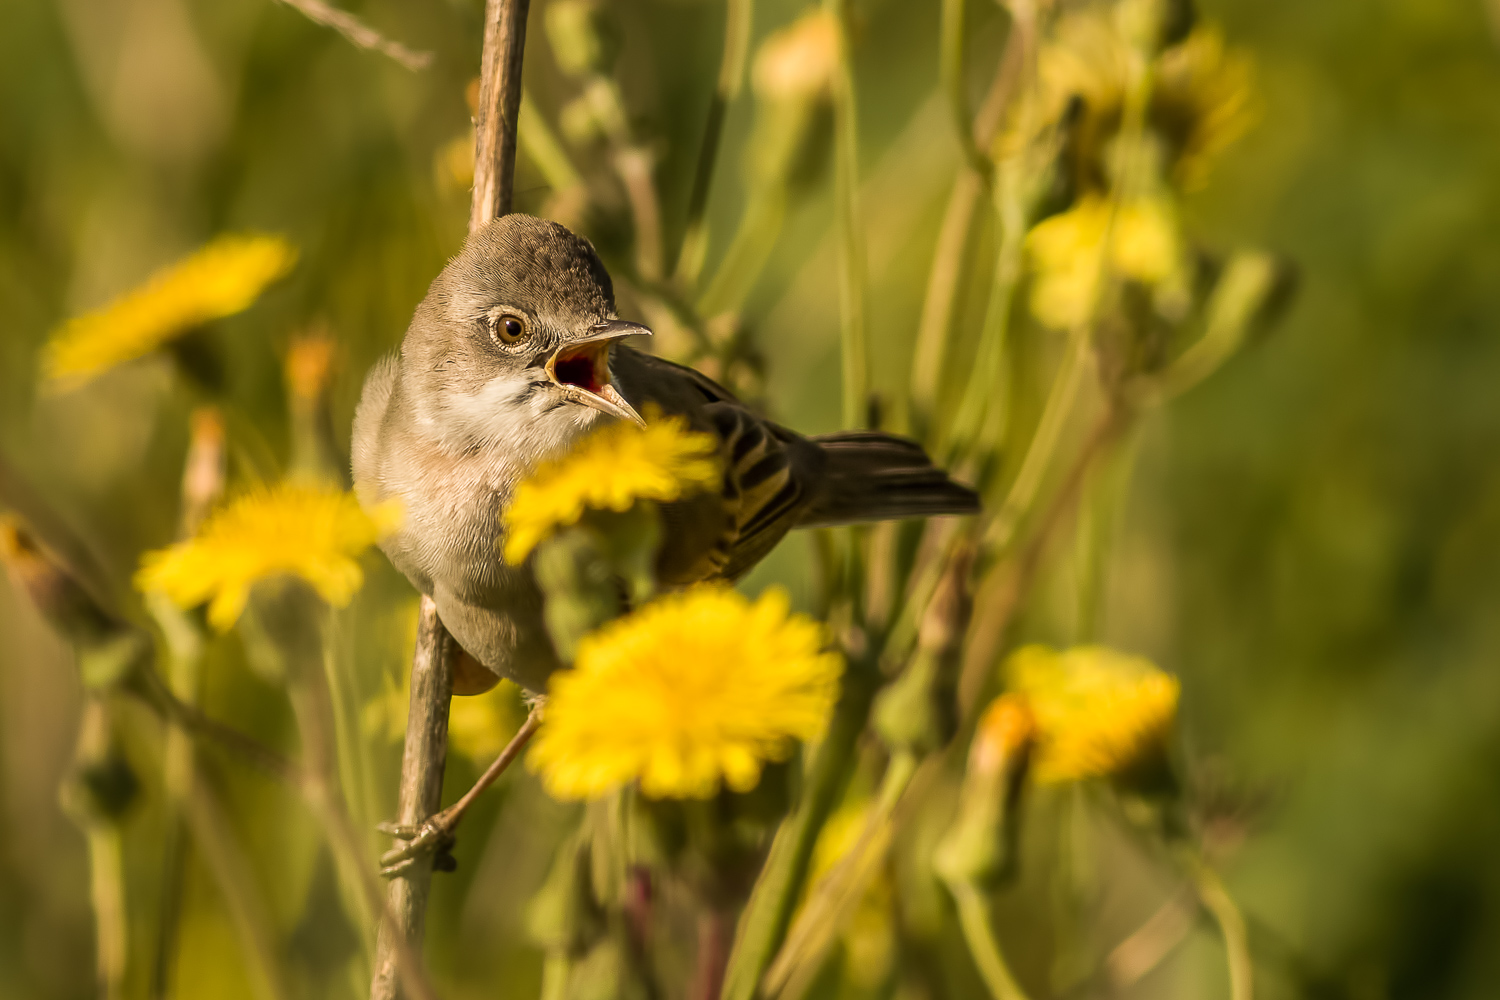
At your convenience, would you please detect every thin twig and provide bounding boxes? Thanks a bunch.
[1101,888,1196,990]
[371,598,455,1000]
[378,706,543,875]
[472,0,534,230]
[272,0,432,71]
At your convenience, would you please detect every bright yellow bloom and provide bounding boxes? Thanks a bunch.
[44,234,298,386]
[502,412,722,564]
[136,484,400,630]
[530,585,842,800]
[1005,644,1179,784]
[1026,195,1179,329]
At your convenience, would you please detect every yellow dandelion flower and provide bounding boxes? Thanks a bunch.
[502,412,722,564]
[1026,195,1179,329]
[1155,28,1256,190]
[529,585,842,800]
[1005,644,1179,784]
[44,234,298,386]
[136,483,401,631]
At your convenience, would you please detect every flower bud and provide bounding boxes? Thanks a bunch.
[933,695,1035,887]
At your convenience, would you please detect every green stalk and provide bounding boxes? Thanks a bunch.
[719,662,880,1000]
[941,0,988,176]
[1187,856,1254,1000]
[943,171,1025,463]
[949,879,1031,1000]
[765,751,919,1000]
[674,0,754,287]
[520,89,584,193]
[827,0,868,429]
[982,318,1090,553]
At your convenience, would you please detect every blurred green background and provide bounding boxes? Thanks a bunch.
[4,0,1500,998]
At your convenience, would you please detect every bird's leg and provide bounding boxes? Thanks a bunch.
[378,704,543,877]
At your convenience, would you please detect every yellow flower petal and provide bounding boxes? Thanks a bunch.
[136,483,399,630]
[529,585,842,800]
[44,234,298,386]
[502,411,722,564]
[1006,644,1179,784]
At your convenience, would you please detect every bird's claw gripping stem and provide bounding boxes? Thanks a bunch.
[378,817,457,878]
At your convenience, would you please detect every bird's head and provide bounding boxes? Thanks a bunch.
[400,214,651,452]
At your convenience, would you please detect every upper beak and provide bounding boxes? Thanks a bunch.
[545,320,652,426]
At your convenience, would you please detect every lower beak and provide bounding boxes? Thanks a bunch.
[545,321,652,427]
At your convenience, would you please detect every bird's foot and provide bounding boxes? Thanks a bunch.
[377,818,457,877]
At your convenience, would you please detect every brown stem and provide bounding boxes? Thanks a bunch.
[271,0,432,71]
[372,2,530,993]
[471,0,533,230]
[377,706,542,875]
[691,906,732,1000]
[371,597,455,1000]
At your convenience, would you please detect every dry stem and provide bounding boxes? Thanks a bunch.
[272,0,432,71]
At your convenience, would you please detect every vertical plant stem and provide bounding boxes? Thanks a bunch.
[66,697,128,1000]
[719,663,880,1000]
[180,770,295,1000]
[87,824,128,1000]
[1188,857,1254,1000]
[911,18,1029,435]
[692,907,733,1000]
[674,0,754,286]
[471,0,533,231]
[949,879,1030,1000]
[373,2,530,994]
[983,320,1091,552]
[827,0,868,429]
[371,598,455,1000]
[943,178,1024,463]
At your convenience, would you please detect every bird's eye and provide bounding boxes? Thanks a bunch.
[493,313,529,345]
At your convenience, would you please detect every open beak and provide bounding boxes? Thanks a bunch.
[545,320,651,427]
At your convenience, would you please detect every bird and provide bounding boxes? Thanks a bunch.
[353,214,979,694]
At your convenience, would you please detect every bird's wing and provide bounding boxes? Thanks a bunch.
[697,402,818,580]
[614,349,820,583]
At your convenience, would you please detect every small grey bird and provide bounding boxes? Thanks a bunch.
[353,214,979,693]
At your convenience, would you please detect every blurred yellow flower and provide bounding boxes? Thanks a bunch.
[1017,15,1253,192]
[1026,195,1179,328]
[1155,28,1256,190]
[529,585,842,800]
[502,412,721,564]
[1005,644,1179,784]
[136,484,400,630]
[752,10,839,102]
[44,234,298,386]
[366,667,524,763]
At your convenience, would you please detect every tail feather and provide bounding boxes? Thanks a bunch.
[798,431,980,526]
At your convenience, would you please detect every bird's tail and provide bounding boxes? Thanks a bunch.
[798,431,981,526]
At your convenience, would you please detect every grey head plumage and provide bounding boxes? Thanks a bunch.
[393,214,651,456]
